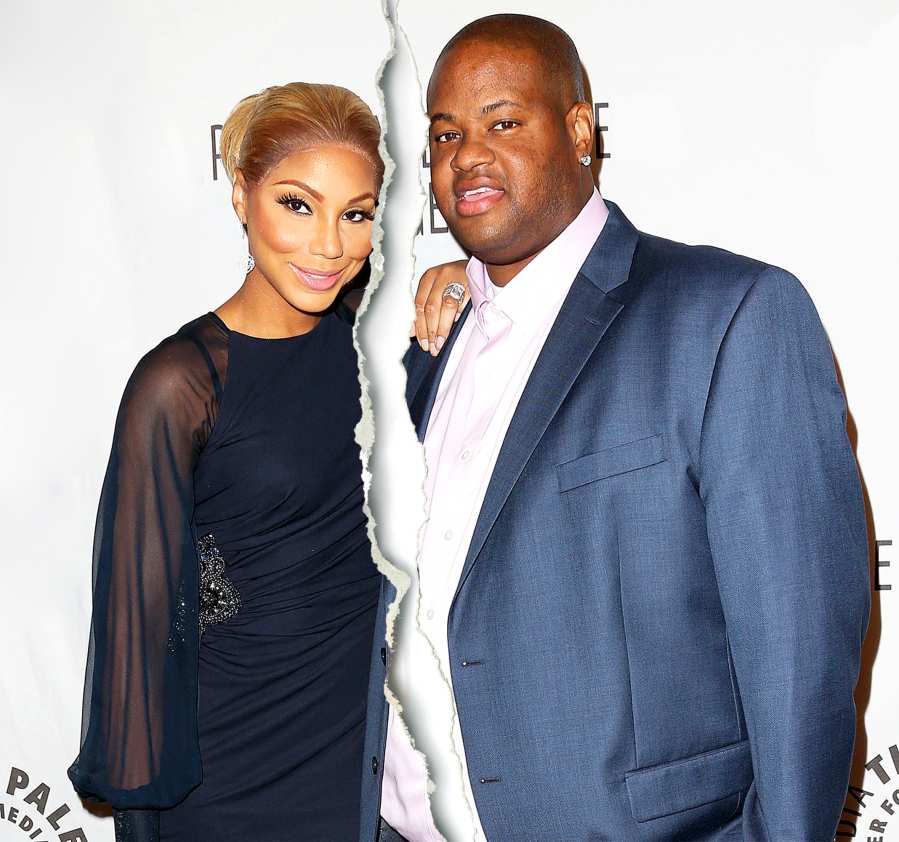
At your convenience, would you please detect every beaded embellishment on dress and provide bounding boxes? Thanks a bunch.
[197,532,241,634]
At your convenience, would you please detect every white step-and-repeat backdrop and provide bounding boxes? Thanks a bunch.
[0,3,389,840]
[1,1,897,840]
[381,2,899,840]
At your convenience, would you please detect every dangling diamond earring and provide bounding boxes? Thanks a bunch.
[246,253,255,274]
[579,154,592,167]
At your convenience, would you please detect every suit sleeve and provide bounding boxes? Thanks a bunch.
[402,336,423,404]
[697,266,870,840]
[67,341,206,827]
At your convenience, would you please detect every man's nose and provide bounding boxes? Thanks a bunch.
[451,135,494,172]
[309,219,343,259]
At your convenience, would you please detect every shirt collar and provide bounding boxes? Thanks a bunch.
[465,187,609,339]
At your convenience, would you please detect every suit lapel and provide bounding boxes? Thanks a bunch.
[448,278,622,603]
[403,200,640,605]
[449,198,641,605]
[408,300,472,441]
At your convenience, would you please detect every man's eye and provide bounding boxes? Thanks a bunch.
[434,131,460,143]
[492,120,519,131]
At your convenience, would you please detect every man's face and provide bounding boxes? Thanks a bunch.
[427,40,583,268]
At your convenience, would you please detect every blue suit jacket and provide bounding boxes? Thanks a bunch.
[359,198,870,841]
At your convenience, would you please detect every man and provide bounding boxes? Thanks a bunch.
[362,13,870,842]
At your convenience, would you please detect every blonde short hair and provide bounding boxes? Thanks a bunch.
[219,81,384,189]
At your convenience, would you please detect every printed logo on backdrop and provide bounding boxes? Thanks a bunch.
[2,766,88,841]
[211,125,224,181]
[838,745,899,840]
[835,538,893,840]
[876,540,892,591]
[419,102,610,236]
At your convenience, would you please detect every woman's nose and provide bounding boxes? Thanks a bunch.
[309,219,343,259]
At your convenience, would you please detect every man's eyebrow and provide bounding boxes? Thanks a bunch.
[482,99,522,114]
[429,100,524,124]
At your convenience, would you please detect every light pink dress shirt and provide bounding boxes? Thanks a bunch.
[381,188,609,841]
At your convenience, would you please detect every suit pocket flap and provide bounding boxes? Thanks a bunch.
[557,433,666,492]
[625,739,753,822]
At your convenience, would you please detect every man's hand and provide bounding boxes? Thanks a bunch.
[410,260,469,356]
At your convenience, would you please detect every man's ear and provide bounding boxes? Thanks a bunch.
[232,168,249,232]
[567,101,595,161]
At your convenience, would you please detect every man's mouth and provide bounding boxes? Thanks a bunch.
[454,183,505,217]
[288,263,343,291]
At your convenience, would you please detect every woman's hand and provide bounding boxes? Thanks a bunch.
[410,260,470,356]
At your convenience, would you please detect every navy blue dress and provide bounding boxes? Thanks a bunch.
[67,304,381,842]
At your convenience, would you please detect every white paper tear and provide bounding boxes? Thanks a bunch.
[353,1,459,840]
[352,2,481,841]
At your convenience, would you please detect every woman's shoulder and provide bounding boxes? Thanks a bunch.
[121,313,228,417]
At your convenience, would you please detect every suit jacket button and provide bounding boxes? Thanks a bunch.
[380,646,387,665]
[371,755,380,775]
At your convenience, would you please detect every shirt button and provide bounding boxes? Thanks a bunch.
[460,448,472,461]
[426,609,435,620]
[444,529,454,541]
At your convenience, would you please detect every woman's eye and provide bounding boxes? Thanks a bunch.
[343,209,374,223]
[277,195,312,214]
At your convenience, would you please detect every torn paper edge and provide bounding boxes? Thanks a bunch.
[352,2,481,840]
[349,1,453,839]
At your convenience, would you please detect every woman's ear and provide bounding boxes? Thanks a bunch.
[232,168,249,232]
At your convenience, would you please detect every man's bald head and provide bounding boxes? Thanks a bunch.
[428,14,587,111]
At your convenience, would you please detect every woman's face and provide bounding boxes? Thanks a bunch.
[233,144,378,314]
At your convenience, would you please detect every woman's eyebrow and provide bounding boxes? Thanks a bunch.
[273,179,323,201]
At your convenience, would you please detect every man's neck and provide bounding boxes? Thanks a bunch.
[484,186,594,288]
[486,250,541,288]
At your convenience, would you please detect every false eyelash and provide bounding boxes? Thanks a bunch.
[277,192,309,209]
[277,194,372,222]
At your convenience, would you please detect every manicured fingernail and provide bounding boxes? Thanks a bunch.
[421,338,429,352]
[454,311,460,321]
[435,336,445,351]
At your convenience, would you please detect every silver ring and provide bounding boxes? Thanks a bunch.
[442,282,466,303]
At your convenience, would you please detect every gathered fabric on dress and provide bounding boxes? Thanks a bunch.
[68,304,381,842]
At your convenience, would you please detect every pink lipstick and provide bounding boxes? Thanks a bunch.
[289,263,342,291]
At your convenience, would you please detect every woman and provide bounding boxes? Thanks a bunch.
[67,82,385,842]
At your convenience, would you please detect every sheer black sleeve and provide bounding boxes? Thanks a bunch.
[67,317,228,827]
